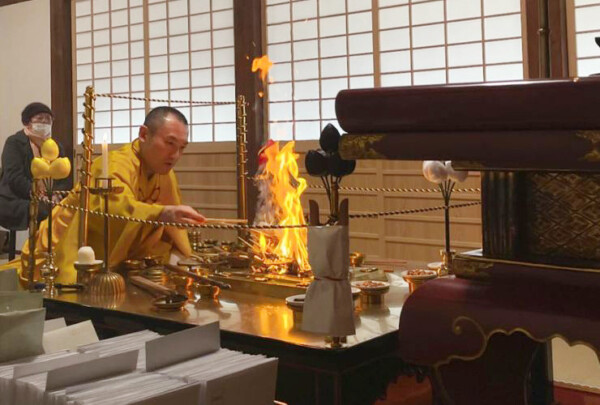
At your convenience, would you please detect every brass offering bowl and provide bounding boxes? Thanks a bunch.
[349,252,365,267]
[130,275,188,311]
[401,269,437,293]
[74,260,103,287]
[152,294,188,311]
[142,255,165,283]
[121,259,144,277]
[352,280,390,306]
[191,282,220,301]
[171,274,190,289]
[89,269,126,296]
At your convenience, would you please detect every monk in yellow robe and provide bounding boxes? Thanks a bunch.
[19,106,205,284]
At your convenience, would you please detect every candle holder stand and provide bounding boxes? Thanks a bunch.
[41,179,58,297]
[88,177,126,296]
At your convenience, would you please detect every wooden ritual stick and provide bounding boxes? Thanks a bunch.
[203,218,248,225]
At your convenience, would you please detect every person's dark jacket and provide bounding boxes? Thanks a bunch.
[0,130,71,230]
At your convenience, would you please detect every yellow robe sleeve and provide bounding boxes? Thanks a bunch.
[17,142,191,285]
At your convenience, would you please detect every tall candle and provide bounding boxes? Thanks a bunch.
[102,133,109,179]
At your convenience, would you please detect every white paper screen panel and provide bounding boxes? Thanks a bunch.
[266,0,524,141]
[74,0,235,144]
[573,0,600,76]
[75,0,145,144]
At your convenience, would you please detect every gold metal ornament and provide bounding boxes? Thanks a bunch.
[79,86,96,248]
[338,134,385,159]
[88,177,126,296]
[577,130,600,162]
[236,94,248,222]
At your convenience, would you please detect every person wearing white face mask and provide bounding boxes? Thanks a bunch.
[0,102,71,232]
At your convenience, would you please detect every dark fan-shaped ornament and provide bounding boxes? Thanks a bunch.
[305,149,328,177]
[319,123,341,153]
[327,152,356,178]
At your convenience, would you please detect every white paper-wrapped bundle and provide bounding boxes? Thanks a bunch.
[0,307,45,364]
[302,200,355,337]
[0,268,18,291]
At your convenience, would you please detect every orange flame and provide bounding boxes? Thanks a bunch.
[253,141,310,273]
[251,55,274,82]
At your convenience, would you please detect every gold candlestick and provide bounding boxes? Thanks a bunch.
[27,182,39,291]
[88,177,126,296]
[41,179,58,296]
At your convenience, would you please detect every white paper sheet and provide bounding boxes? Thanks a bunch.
[13,352,99,379]
[145,321,220,371]
[43,318,66,333]
[203,358,278,405]
[43,320,99,354]
[45,350,139,391]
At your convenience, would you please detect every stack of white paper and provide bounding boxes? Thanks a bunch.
[156,348,278,405]
[77,330,160,369]
[8,351,100,405]
[43,320,99,354]
[1,322,278,405]
[0,351,71,405]
[46,371,195,405]
[147,323,278,405]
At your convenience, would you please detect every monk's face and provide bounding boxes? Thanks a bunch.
[139,114,189,175]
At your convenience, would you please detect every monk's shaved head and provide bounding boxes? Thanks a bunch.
[138,106,189,175]
[143,106,188,135]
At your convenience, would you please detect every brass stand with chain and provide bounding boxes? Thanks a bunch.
[236,94,248,223]
[27,183,39,291]
[87,177,126,296]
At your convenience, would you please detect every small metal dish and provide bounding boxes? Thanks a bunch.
[120,259,144,278]
[285,294,305,325]
[351,280,391,306]
[401,269,437,293]
[151,294,188,311]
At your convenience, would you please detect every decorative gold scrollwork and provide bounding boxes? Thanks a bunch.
[452,258,493,280]
[339,134,385,159]
[577,130,600,162]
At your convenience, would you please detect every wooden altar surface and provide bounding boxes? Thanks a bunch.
[44,269,411,350]
[43,266,418,404]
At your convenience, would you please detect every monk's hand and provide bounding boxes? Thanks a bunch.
[159,205,206,225]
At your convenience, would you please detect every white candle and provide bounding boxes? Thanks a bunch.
[101,133,109,179]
